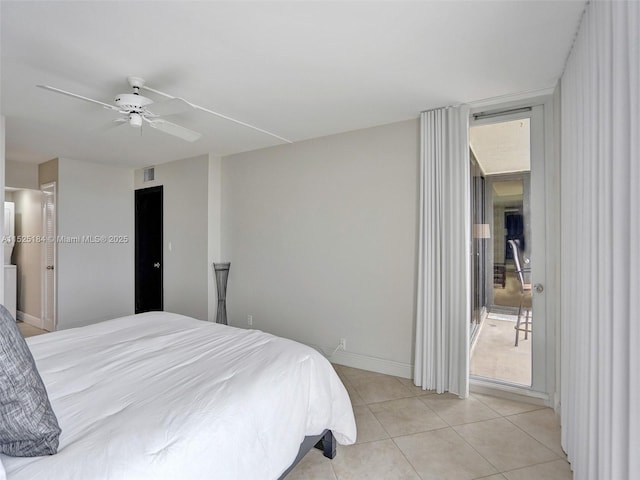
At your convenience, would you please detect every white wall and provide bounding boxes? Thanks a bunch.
[57,158,134,328]
[39,158,58,185]
[134,155,209,320]
[6,160,39,190]
[208,154,223,322]
[222,119,419,376]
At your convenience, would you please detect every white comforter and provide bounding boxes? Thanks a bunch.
[2,312,356,479]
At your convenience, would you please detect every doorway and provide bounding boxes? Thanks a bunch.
[469,105,548,394]
[41,182,56,331]
[135,186,163,313]
[4,185,55,331]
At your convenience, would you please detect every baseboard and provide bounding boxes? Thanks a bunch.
[309,343,413,379]
[17,311,42,328]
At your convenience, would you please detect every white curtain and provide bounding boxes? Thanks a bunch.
[414,106,470,397]
[560,1,639,479]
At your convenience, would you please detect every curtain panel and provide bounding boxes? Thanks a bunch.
[414,106,470,397]
[560,1,639,479]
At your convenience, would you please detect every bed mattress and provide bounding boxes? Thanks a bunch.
[1,312,356,479]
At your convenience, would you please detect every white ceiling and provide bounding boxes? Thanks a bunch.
[493,180,524,199]
[470,118,531,175]
[1,1,585,168]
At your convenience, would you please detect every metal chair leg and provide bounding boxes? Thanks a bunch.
[515,293,524,346]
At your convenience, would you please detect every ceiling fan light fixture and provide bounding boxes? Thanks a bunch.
[128,113,143,128]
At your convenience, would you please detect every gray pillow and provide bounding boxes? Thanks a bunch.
[0,304,61,456]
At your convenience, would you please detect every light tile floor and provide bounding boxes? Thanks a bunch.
[17,321,48,337]
[288,365,572,480]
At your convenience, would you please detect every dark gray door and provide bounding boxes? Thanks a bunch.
[135,186,163,313]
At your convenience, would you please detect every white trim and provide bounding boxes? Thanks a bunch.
[470,378,549,407]
[309,343,413,379]
[17,310,42,329]
[545,87,562,413]
[468,87,555,111]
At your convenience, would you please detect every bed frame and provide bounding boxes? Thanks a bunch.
[278,430,336,479]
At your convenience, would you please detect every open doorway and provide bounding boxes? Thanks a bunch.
[5,187,46,330]
[4,182,57,334]
[469,113,538,388]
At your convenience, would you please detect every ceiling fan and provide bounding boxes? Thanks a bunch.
[37,76,202,142]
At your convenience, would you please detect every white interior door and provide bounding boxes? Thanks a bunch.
[41,182,56,331]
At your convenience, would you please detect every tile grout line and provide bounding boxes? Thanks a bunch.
[446,421,504,475]
[389,436,426,480]
[414,394,502,429]
[451,415,566,475]
[502,414,566,460]
[499,457,573,476]
[385,424,452,442]
[472,392,548,416]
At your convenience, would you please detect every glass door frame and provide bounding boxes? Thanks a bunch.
[468,96,558,403]
[470,153,488,345]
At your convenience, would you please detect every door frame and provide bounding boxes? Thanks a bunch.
[468,93,560,405]
[41,182,56,332]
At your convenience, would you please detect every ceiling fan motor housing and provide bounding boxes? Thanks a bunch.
[114,93,153,112]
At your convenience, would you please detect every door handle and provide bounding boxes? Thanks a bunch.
[534,283,544,293]
[153,262,161,269]
[46,265,54,270]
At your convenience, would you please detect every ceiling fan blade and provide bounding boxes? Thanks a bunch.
[147,119,201,142]
[99,118,127,132]
[146,97,194,117]
[142,84,292,143]
[37,85,120,111]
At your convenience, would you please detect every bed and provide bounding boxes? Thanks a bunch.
[0,311,357,479]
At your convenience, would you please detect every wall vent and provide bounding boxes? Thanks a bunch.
[143,167,155,182]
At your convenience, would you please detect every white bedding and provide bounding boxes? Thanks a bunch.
[2,312,356,479]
